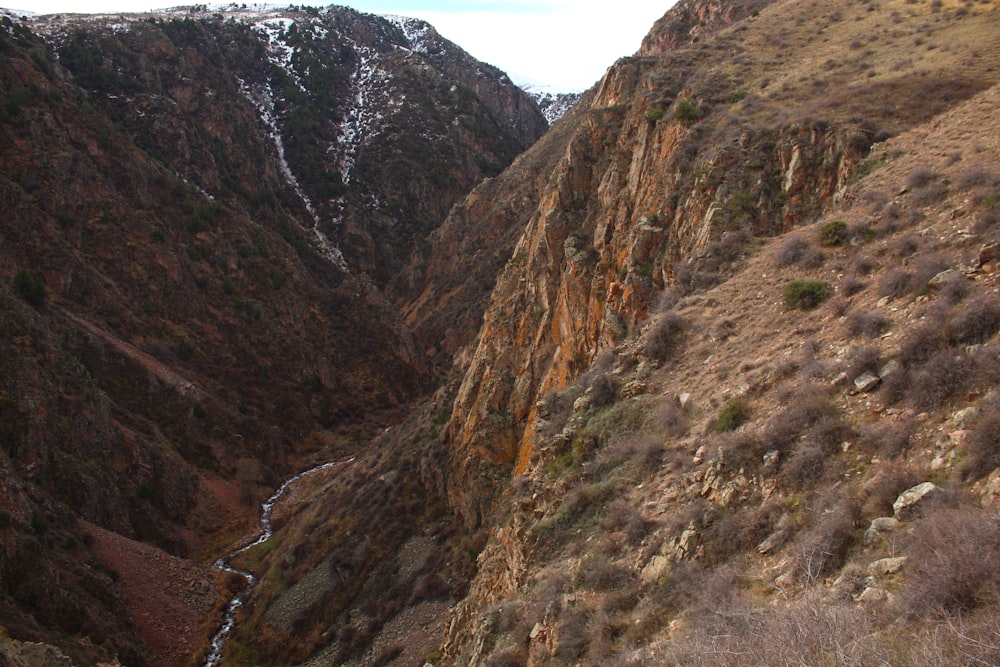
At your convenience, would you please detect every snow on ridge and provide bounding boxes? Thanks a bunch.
[237,76,347,271]
[382,14,432,54]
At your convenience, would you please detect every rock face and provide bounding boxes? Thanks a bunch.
[0,6,544,664]
[893,482,944,521]
[443,3,880,524]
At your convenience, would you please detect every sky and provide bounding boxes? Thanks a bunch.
[4,0,674,91]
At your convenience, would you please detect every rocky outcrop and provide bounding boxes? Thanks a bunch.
[639,0,775,56]
[445,44,875,525]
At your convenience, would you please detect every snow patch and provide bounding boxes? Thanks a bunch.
[237,76,347,270]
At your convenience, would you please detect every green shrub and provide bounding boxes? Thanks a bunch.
[30,509,48,535]
[177,340,194,360]
[13,270,45,306]
[136,482,154,499]
[646,108,665,123]
[818,219,849,246]
[150,229,167,243]
[713,400,748,433]
[673,99,700,126]
[783,279,831,310]
[0,510,11,527]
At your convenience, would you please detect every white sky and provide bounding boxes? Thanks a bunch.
[4,1,674,91]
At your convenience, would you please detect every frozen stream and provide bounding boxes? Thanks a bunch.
[202,457,354,666]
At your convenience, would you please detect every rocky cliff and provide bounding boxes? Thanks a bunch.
[436,0,1000,663]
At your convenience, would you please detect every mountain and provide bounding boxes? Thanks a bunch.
[3,0,1000,666]
[0,4,545,665]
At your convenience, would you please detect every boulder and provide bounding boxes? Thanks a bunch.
[868,556,907,577]
[853,371,881,393]
[863,516,899,545]
[893,482,943,520]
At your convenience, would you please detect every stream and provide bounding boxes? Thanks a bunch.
[202,456,354,667]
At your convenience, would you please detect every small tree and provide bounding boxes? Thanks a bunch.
[13,270,45,306]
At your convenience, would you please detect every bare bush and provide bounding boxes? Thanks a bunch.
[649,398,688,439]
[908,347,973,411]
[911,180,948,207]
[645,310,686,362]
[776,233,823,268]
[898,317,948,367]
[839,274,866,297]
[844,309,888,338]
[858,417,916,458]
[961,394,1000,481]
[878,267,913,298]
[796,494,858,582]
[897,505,1000,616]
[948,293,1000,346]
[906,165,938,190]
[844,344,881,379]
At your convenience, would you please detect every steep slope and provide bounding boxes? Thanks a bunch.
[0,6,545,665]
[444,0,1000,524]
[433,0,1000,664]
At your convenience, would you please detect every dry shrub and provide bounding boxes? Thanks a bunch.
[844,309,888,338]
[760,382,836,453]
[844,344,881,379]
[948,293,1000,346]
[554,607,591,660]
[957,164,999,190]
[911,180,948,207]
[776,233,822,268]
[649,398,688,439]
[897,505,1000,616]
[878,267,913,298]
[898,316,948,367]
[796,493,858,583]
[645,310,686,362]
[906,165,937,190]
[908,347,973,411]
[839,274,866,297]
[858,417,917,459]
[703,496,785,564]
[961,394,1000,481]
[890,232,921,257]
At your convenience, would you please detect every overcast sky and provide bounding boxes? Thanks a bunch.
[5,1,673,91]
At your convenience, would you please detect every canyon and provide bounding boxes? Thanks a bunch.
[3,0,1000,665]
